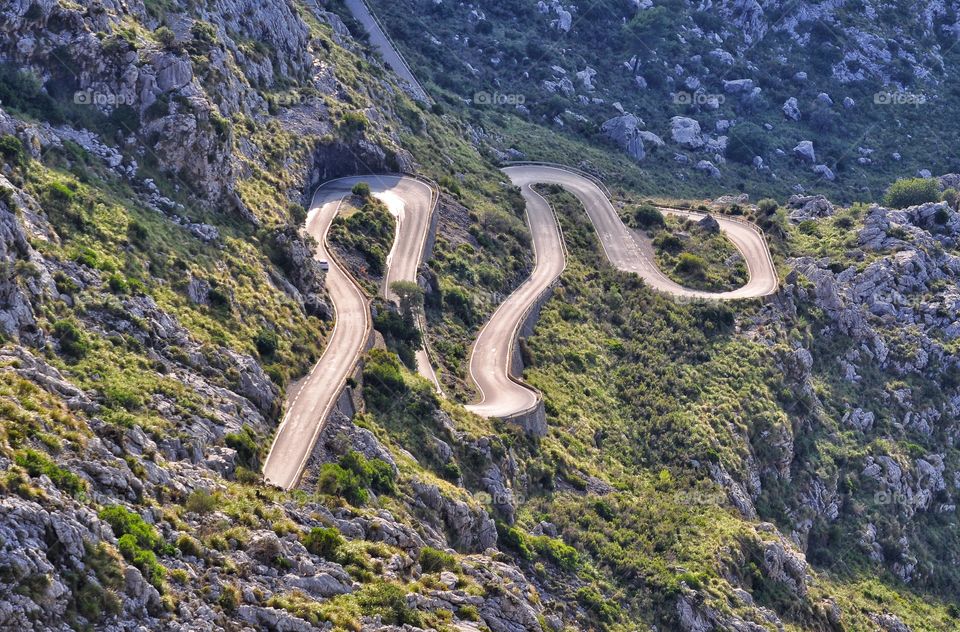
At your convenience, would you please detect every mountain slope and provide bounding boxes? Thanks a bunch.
[0,1,959,631]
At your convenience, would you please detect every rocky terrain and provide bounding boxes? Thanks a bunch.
[0,0,546,630]
[371,0,960,200]
[1,0,960,631]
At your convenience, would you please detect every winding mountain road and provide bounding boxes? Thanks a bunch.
[465,165,778,419]
[263,166,777,488]
[263,175,437,490]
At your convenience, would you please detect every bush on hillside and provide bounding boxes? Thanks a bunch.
[884,177,940,209]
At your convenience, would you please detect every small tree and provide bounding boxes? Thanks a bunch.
[303,527,344,559]
[884,177,940,209]
[757,198,778,216]
[632,203,664,228]
[352,181,371,198]
[390,280,424,324]
[941,188,958,210]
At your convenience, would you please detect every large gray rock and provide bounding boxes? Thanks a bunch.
[600,113,646,161]
[412,479,498,553]
[670,116,704,149]
[783,96,801,121]
[813,164,836,181]
[723,78,755,93]
[793,140,816,163]
[696,160,721,178]
[787,194,834,222]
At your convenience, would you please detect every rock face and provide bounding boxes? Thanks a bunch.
[670,116,705,149]
[783,96,801,121]
[698,213,721,232]
[601,113,646,161]
[696,160,721,178]
[411,479,498,552]
[787,194,834,221]
[793,140,816,163]
[750,187,960,595]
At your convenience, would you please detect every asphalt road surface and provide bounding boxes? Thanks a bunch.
[342,0,431,102]
[264,166,777,487]
[464,164,779,419]
[263,175,437,489]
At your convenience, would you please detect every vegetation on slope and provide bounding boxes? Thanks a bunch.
[651,214,748,292]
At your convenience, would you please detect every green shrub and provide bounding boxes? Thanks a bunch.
[99,505,161,550]
[103,506,168,590]
[419,546,457,573]
[117,533,165,589]
[653,233,682,253]
[674,253,707,277]
[356,582,422,627]
[154,26,177,49]
[942,188,959,209]
[338,450,396,495]
[530,535,579,571]
[0,65,64,122]
[0,135,27,170]
[317,463,367,505]
[352,182,371,198]
[302,526,344,559]
[316,451,397,505]
[496,522,534,559]
[632,203,664,228]
[884,177,940,209]
[102,384,143,411]
[107,274,129,294]
[14,449,85,497]
[225,427,260,469]
[184,489,217,514]
[576,586,620,623]
[341,111,368,134]
[53,320,89,359]
[176,534,203,558]
[254,328,278,358]
[726,123,767,164]
[362,349,407,405]
[757,198,779,215]
[219,583,240,612]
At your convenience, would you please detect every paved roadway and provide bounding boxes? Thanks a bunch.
[464,164,779,419]
[464,181,565,419]
[263,175,437,489]
[342,0,431,102]
[264,166,778,486]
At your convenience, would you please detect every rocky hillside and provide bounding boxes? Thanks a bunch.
[2,0,960,631]
[0,0,538,630]
[371,0,960,201]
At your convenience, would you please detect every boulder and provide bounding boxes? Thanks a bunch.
[723,78,754,93]
[698,214,721,232]
[696,160,721,178]
[813,164,835,181]
[793,140,816,163]
[783,97,801,121]
[600,113,646,161]
[670,117,704,149]
[787,195,834,221]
